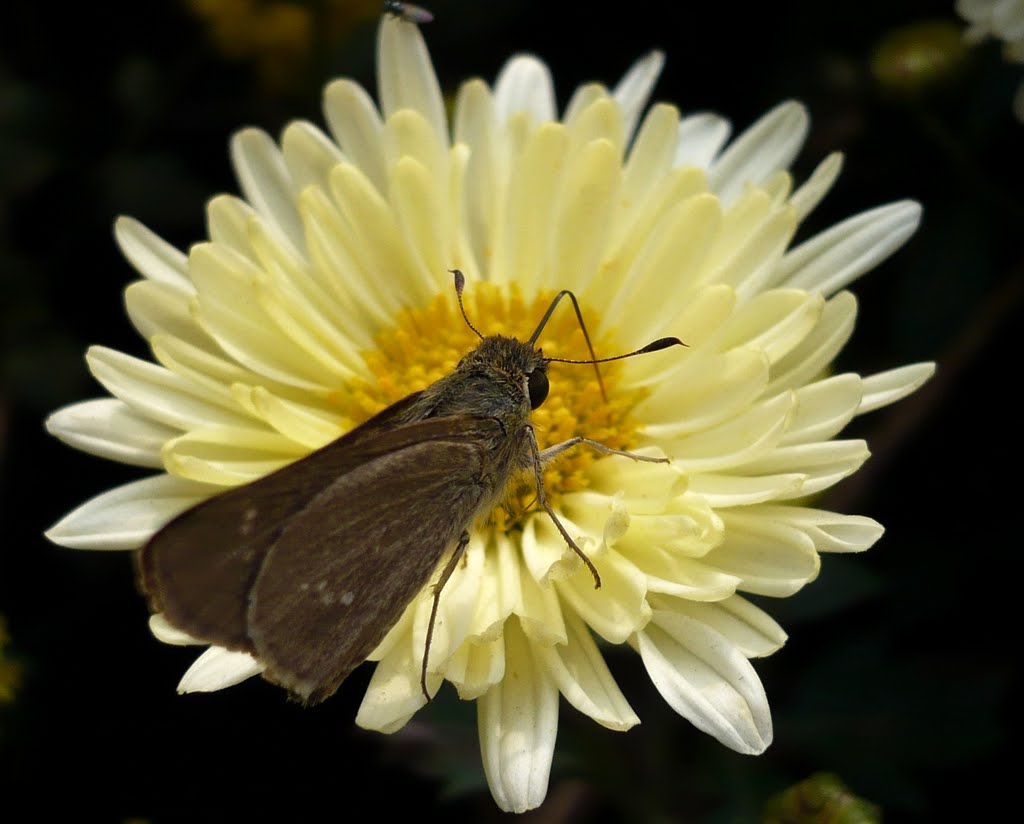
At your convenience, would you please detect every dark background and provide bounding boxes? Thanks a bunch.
[2,0,1020,820]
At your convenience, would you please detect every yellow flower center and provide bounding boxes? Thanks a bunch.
[344,283,644,527]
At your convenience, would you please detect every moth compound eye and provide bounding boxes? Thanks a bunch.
[527,369,549,409]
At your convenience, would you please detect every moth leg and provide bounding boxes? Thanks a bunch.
[526,426,602,590]
[539,436,670,465]
[422,529,471,701]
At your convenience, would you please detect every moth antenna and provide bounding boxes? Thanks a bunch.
[450,269,484,341]
[546,336,686,366]
[529,289,606,399]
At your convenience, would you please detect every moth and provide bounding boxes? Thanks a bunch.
[139,270,682,703]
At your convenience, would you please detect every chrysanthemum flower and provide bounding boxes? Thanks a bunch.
[45,16,934,813]
[956,0,1024,119]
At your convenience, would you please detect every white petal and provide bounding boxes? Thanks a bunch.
[532,609,639,731]
[637,347,770,439]
[750,505,884,553]
[45,474,219,550]
[712,509,821,597]
[674,112,732,169]
[323,78,387,194]
[161,425,302,485]
[356,635,433,734]
[647,594,787,658]
[637,611,772,754]
[621,103,681,218]
[149,613,201,645]
[280,121,346,192]
[613,49,665,141]
[779,373,863,445]
[445,636,506,700]
[777,201,922,295]
[124,279,208,345]
[87,345,254,431]
[709,101,808,206]
[188,245,338,389]
[478,619,558,814]
[494,55,557,126]
[670,391,796,472]
[45,398,172,467]
[687,472,806,507]
[548,138,621,295]
[206,195,259,262]
[736,439,870,498]
[377,16,447,142]
[788,152,843,222]
[557,549,651,643]
[229,128,305,254]
[858,362,936,414]
[114,216,191,292]
[491,122,568,290]
[765,291,857,396]
[177,646,264,693]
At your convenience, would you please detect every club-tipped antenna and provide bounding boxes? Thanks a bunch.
[545,336,687,366]
[528,288,606,398]
[450,269,484,341]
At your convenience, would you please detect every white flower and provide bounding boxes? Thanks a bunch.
[957,0,1024,118]
[45,16,934,814]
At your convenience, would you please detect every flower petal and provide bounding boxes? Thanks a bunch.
[445,636,506,700]
[709,101,808,205]
[478,618,558,814]
[777,201,922,295]
[648,594,787,658]
[356,634,433,734]
[149,613,201,645]
[788,152,843,222]
[377,16,446,143]
[857,362,936,414]
[323,78,387,194]
[86,345,253,431]
[687,472,806,507]
[280,121,346,192]
[736,439,870,498]
[494,55,557,126]
[124,279,208,345]
[162,426,303,485]
[711,508,822,597]
[750,505,885,553]
[45,474,219,550]
[674,112,732,169]
[765,291,857,395]
[229,128,304,254]
[622,103,681,221]
[549,138,621,295]
[613,49,665,141]
[492,123,568,291]
[636,610,772,754]
[45,398,172,467]
[556,549,651,643]
[178,646,264,693]
[670,391,796,472]
[114,216,191,291]
[779,373,863,445]
[533,609,639,731]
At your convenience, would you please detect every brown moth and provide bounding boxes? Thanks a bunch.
[139,270,682,703]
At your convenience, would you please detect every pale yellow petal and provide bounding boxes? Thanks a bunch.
[533,609,639,730]
[478,618,557,814]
